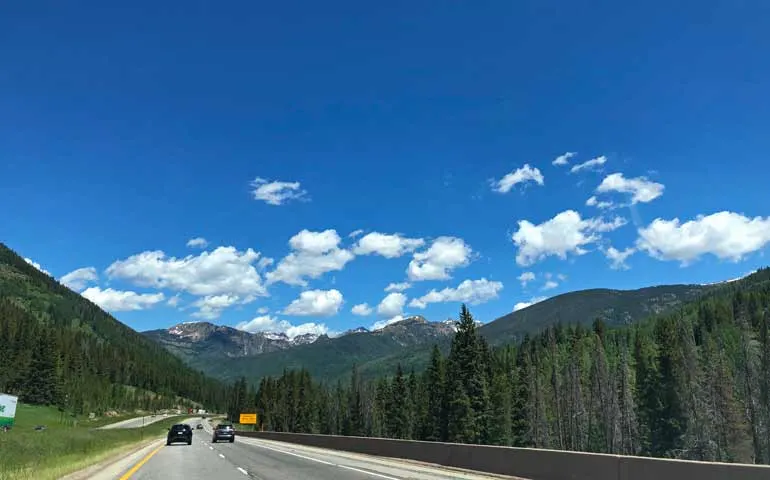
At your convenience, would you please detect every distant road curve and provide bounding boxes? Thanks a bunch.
[99,414,172,430]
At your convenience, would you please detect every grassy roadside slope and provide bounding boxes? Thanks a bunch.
[0,404,185,480]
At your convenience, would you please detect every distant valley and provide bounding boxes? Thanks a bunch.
[141,279,728,383]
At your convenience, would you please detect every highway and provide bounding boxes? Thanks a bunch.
[86,418,526,480]
[99,414,172,429]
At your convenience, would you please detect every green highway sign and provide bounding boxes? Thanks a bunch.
[0,393,18,428]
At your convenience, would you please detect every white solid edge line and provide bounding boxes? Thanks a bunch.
[247,441,335,466]
[237,467,248,475]
[337,465,401,480]
[219,453,226,458]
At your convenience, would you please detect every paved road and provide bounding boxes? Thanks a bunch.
[87,418,525,480]
[99,414,172,429]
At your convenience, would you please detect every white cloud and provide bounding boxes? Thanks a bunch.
[348,229,365,238]
[604,246,635,270]
[552,152,576,166]
[492,164,545,193]
[570,155,607,174]
[186,237,208,249]
[24,257,50,276]
[353,232,425,258]
[542,280,559,291]
[191,294,240,319]
[407,236,473,281]
[257,257,274,270]
[512,210,627,266]
[256,307,270,314]
[409,278,503,309]
[636,211,770,266]
[60,267,98,290]
[586,196,614,209]
[266,229,355,286]
[107,246,269,298]
[596,173,664,204]
[351,303,373,316]
[250,177,308,206]
[167,294,181,307]
[517,271,535,287]
[377,292,407,317]
[282,289,344,317]
[513,296,548,312]
[236,315,329,339]
[385,282,412,292]
[81,287,165,312]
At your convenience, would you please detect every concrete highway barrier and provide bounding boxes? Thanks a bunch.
[236,430,770,480]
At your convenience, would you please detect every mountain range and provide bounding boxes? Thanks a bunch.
[140,277,736,383]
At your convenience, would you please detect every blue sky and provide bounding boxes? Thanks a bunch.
[2,1,769,336]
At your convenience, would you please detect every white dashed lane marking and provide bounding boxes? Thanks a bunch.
[237,467,249,475]
[219,453,226,459]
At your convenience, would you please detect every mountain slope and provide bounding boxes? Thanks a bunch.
[206,316,456,383]
[478,283,716,346]
[0,242,227,411]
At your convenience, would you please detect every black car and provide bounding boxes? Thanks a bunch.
[167,423,193,445]
[212,423,235,443]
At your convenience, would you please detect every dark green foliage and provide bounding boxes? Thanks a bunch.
[254,269,770,465]
[0,243,228,414]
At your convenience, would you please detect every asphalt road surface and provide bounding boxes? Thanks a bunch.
[99,414,172,429]
[87,418,526,480]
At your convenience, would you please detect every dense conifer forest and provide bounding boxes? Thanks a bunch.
[240,268,770,464]
[0,243,229,414]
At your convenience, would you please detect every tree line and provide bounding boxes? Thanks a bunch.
[241,270,770,464]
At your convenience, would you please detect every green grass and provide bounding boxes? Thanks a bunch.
[0,404,186,480]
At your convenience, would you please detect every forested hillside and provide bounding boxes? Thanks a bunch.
[242,268,770,464]
[0,243,229,414]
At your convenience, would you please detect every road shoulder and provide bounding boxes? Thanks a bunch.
[60,437,165,480]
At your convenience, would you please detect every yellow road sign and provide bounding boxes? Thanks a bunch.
[239,413,257,424]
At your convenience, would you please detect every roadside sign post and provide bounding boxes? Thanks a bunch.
[239,413,258,431]
[0,393,19,430]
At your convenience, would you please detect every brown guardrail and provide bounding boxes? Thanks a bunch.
[235,430,770,480]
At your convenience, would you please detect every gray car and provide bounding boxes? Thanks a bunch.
[212,423,235,443]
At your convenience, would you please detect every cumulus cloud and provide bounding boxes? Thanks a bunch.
[106,246,269,298]
[351,303,373,316]
[586,196,614,209]
[60,267,98,290]
[384,282,411,292]
[512,210,627,266]
[256,307,270,314]
[596,173,664,204]
[266,229,355,286]
[81,287,165,312]
[282,289,344,317]
[542,280,559,291]
[236,315,329,339]
[570,155,607,174]
[517,271,535,287]
[353,232,425,258]
[491,164,545,193]
[186,237,208,249]
[552,152,576,166]
[250,177,308,206]
[636,211,770,265]
[377,292,407,318]
[605,246,635,270]
[191,294,240,319]
[348,229,365,238]
[409,278,503,309]
[407,236,473,281]
[24,257,50,276]
[513,296,548,312]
